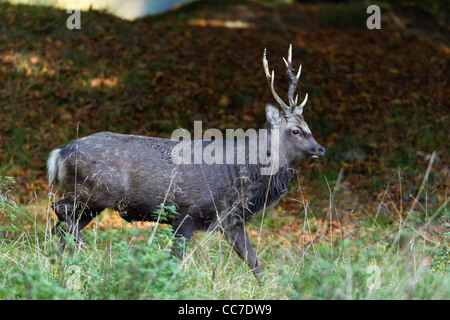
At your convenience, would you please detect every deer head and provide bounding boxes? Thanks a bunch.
[263,44,325,164]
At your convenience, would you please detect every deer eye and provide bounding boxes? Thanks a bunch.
[292,129,300,135]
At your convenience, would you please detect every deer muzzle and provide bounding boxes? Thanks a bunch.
[309,144,326,158]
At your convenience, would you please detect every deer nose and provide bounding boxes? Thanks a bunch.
[309,145,325,158]
[319,145,326,156]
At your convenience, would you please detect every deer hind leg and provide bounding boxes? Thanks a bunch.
[51,198,98,249]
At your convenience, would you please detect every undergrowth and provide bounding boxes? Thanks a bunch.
[0,172,448,300]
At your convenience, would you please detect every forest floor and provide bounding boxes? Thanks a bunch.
[0,0,449,299]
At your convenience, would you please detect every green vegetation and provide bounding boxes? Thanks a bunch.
[0,228,206,299]
[0,176,21,235]
[0,173,448,299]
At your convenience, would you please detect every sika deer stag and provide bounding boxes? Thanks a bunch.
[47,45,325,279]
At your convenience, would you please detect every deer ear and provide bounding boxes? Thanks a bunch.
[266,104,283,127]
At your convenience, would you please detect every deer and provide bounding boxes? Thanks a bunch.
[47,45,325,280]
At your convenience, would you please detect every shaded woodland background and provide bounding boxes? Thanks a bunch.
[0,0,449,236]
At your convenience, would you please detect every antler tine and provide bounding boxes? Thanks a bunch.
[296,93,308,115]
[285,44,309,116]
[263,47,289,113]
[296,64,302,80]
[282,43,293,67]
[284,44,301,108]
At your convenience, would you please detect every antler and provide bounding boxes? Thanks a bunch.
[263,44,308,116]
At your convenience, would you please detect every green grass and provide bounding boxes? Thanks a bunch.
[0,229,206,299]
[0,175,448,300]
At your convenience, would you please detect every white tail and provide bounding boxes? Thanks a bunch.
[47,148,66,185]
